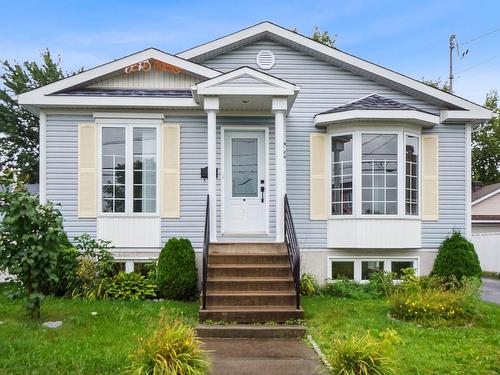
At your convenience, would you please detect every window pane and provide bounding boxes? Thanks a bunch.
[332,261,354,280]
[405,135,419,215]
[362,134,398,215]
[362,261,384,280]
[133,128,157,213]
[232,138,258,197]
[331,135,353,216]
[102,127,126,213]
[391,261,414,279]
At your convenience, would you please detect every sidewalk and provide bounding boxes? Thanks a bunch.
[481,277,500,304]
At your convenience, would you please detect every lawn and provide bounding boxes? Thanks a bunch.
[302,296,500,375]
[0,286,198,374]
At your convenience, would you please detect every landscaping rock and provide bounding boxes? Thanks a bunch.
[42,321,63,329]
[91,311,98,316]
[0,321,4,325]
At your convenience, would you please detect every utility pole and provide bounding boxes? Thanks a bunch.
[449,34,456,93]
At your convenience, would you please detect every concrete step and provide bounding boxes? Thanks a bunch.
[206,291,297,306]
[208,277,295,292]
[199,306,304,323]
[209,253,289,265]
[210,242,287,255]
[208,264,291,278]
[197,324,306,339]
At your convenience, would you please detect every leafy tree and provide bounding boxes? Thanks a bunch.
[472,90,500,184]
[0,170,66,317]
[0,50,68,183]
[421,78,450,92]
[311,26,336,47]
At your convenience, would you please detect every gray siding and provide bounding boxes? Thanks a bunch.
[203,38,466,249]
[46,113,96,240]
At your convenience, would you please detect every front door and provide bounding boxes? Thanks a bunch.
[223,130,267,234]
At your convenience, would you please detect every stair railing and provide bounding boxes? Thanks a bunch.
[284,194,301,309]
[202,194,210,310]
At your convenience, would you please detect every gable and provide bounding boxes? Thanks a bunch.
[473,191,500,216]
[202,38,441,115]
[216,73,281,88]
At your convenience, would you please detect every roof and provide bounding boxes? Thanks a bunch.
[177,21,492,123]
[56,88,192,98]
[316,94,435,116]
[472,182,500,203]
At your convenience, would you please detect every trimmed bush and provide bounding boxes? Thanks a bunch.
[126,314,210,375]
[432,232,481,280]
[50,245,80,296]
[157,238,198,300]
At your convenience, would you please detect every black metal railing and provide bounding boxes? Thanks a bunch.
[284,194,300,309]
[201,194,210,310]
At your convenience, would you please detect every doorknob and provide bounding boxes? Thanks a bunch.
[260,179,265,203]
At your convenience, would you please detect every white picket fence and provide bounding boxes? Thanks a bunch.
[472,232,500,272]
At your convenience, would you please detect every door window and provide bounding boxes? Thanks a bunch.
[232,138,258,197]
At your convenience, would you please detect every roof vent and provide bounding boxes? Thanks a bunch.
[256,50,275,70]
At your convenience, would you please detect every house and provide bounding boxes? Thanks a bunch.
[471,182,500,272]
[17,22,493,321]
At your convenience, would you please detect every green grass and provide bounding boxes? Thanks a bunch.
[303,296,500,375]
[0,286,198,375]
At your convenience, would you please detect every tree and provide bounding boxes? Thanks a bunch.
[0,170,66,318]
[311,26,336,47]
[472,90,500,184]
[0,50,67,183]
[421,78,450,92]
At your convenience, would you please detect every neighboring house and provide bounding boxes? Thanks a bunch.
[16,22,493,288]
[471,182,500,272]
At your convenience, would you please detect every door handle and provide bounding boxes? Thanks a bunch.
[260,186,265,203]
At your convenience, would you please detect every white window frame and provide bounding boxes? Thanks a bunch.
[404,133,421,216]
[327,124,421,219]
[97,120,161,217]
[327,256,420,282]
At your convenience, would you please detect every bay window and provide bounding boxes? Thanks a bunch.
[100,125,159,215]
[330,128,420,217]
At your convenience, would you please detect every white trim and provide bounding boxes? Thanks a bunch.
[472,188,500,206]
[96,121,162,217]
[441,110,492,124]
[177,22,492,118]
[465,123,472,239]
[93,112,165,120]
[39,110,47,204]
[17,48,220,106]
[314,110,439,128]
[206,107,218,242]
[220,126,270,238]
[327,256,420,282]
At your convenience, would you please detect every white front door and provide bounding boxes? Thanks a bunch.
[223,130,267,234]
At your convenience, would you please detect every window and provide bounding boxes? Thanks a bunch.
[100,125,158,215]
[102,128,126,213]
[361,261,384,280]
[331,261,354,280]
[329,257,417,282]
[232,138,258,197]
[133,128,157,213]
[405,135,419,215]
[329,129,420,217]
[331,135,353,215]
[362,134,398,215]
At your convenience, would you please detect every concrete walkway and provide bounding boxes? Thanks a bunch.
[203,338,328,375]
[481,277,500,304]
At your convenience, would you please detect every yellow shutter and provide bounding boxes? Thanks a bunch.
[422,134,439,220]
[78,123,97,218]
[310,133,328,220]
[161,123,180,218]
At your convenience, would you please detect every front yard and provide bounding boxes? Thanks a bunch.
[1,287,499,374]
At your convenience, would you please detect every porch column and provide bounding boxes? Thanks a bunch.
[273,97,287,242]
[205,97,219,242]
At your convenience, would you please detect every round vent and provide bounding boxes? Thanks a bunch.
[256,50,275,70]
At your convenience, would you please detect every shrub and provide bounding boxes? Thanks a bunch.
[369,271,397,297]
[321,279,379,299]
[0,171,67,318]
[103,272,156,301]
[74,233,115,278]
[300,273,318,296]
[157,238,197,300]
[330,329,398,375]
[432,231,481,280]
[50,245,80,296]
[126,314,210,375]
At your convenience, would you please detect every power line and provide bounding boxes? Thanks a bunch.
[455,53,500,75]
[460,27,500,46]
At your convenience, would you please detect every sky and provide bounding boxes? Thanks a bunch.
[0,0,499,104]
